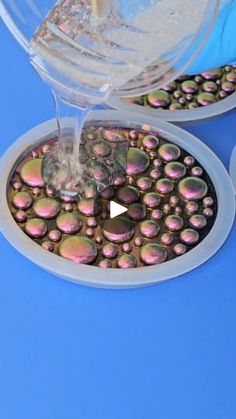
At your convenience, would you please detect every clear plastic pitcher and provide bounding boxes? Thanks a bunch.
[0,0,223,106]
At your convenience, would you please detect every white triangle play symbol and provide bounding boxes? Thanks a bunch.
[110,201,127,219]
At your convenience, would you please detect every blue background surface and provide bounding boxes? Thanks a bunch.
[0,19,236,419]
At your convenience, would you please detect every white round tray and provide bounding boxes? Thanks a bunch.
[108,92,236,124]
[230,146,236,194]
[0,110,235,288]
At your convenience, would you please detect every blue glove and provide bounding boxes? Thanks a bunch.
[187,0,236,74]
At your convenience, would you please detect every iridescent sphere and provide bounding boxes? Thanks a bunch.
[14,210,27,223]
[101,186,114,199]
[20,158,44,187]
[169,103,183,110]
[140,220,159,238]
[186,94,193,102]
[142,135,159,150]
[163,81,177,92]
[188,102,198,110]
[60,194,75,203]
[62,202,73,212]
[178,177,208,201]
[113,175,126,186]
[56,213,82,234]
[175,206,182,215]
[91,140,111,157]
[147,90,171,108]
[86,228,95,238]
[219,90,227,99]
[84,181,98,198]
[95,235,103,245]
[161,232,174,246]
[31,150,39,159]
[46,187,56,197]
[158,144,181,162]
[88,162,109,182]
[59,237,97,264]
[226,71,236,83]
[163,204,171,214]
[184,156,195,167]
[195,75,203,84]
[143,192,160,208]
[165,215,183,231]
[25,218,47,238]
[174,243,187,256]
[197,93,216,106]
[153,159,162,168]
[150,169,161,180]
[13,181,22,191]
[169,195,179,207]
[202,81,218,93]
[134,237,143,247]
[221,81,235,94]
[48,229,62,242]
[203,197,214,207]
[103,217,134,243]
[155,178,174,195]
[86,132,96,141]
[164,162,186,179]
[127,176,135,185]
[173,90,183,99]
[127,203,146,221]
[129,130,138,140]
[191,166,203,177]
[102,243,118,259]
[180,229,199,245]
[117,186,140,204]
[181,80,198,94]
[34,198,60,219]
[203,208,214,217]
[78,198,101,216]
[122,243,132,253]
[102,129,125,143]
[149,151,157,160]
[86,217,98,228]
[117,254,137,268]
[136,177,152,191]
[201,69,222,80]
[140,244,167,265]
[151,209,163,220]
[189,215,207,229]
[99,259,112,268]
[13,192,32,210]
[126,148,149,175]
[31,150,39,158]
[101,211,108,220]
[42,144,50,154]
[32,187,41,197]
[185,201,199,214]
[42,241,54,252]
[178,97,186,106]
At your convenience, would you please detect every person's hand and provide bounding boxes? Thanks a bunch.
[186,0,236,74]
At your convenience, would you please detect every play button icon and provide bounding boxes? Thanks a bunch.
[110,201,127,219]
